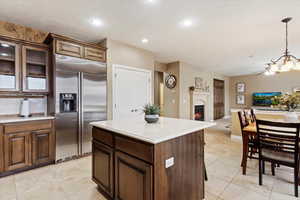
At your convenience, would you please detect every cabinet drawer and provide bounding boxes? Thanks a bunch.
[4,120,52,134]
[115,136,153,163]
[56,40,83,58]
[92,128,114,147]
[84,47,106,62]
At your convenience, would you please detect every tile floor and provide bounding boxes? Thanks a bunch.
[1,119,299,200]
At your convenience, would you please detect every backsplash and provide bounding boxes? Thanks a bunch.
[0,98,47,115]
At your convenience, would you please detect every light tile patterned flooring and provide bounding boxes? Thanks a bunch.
[1,120,299,200]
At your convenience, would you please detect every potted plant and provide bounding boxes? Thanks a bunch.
[272,93,300,121]
[143,104,160,123]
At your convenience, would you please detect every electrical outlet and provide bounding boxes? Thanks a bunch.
[165,157,174,168]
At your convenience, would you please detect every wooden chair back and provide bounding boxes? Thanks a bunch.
[238,111,249,130]
[250,109,256,123]
[256,119,300,165]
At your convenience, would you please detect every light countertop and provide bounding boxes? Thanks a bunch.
[90,117,215,144]
[0,115,55,124]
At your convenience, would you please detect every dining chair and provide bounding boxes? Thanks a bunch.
[250,109,256,123]
[256,120,300,197]
[238,110,258,174]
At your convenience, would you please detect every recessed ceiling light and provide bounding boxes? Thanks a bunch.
[141,38,149,43]
[181,19,193,27]
[90,18,103,27]
[1,43,10,48]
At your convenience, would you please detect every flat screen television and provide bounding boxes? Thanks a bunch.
[252,92,282,106]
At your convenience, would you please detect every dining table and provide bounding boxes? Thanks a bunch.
[241,117,300,184]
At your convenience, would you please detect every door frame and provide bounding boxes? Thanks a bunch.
[112,64,152,120]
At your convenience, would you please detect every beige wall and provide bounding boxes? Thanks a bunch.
[229,71,300,109]
[163,62,180,118]
[154,61,230,121]
[179,62,230,121]
[105,39,155,119]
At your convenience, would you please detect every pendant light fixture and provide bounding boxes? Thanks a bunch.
[264,17,300,75]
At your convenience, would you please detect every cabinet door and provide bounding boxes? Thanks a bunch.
[115,151,153,200]
[92,140,114,198]
[0,126,4,173]
[22,45,49,92]
[84,47,106,62]
[4,132,31,171]
[0,40,20,92]
[32,129,54,165]
[56,40,83,58]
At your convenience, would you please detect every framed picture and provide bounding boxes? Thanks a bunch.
[236,94,245,105]
[236,82,245,93]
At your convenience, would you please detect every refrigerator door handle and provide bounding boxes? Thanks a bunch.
[78,72,83,155]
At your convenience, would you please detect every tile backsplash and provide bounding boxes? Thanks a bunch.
[0,98,47,115]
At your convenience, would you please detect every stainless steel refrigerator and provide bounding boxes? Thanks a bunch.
[55,54,107,162]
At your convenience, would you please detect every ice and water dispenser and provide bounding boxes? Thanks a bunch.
[60,93,77,113]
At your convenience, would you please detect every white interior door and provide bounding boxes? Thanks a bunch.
[113,65,151,120]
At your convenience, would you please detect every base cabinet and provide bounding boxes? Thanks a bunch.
[115,151,152,200]
[0,119,55,176]
[92,140,114,199]
[92,127,205,200]
[32,129,55,165]
[4,132,31,171]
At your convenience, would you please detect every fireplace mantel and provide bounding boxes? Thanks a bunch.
[190,89,210,121]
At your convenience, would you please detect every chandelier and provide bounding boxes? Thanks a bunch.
[264,17,300,75]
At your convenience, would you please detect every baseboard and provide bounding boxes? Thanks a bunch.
[230,134,242,141]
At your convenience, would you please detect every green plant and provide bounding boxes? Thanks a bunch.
[272,93,300,111]
[143,104,160,115]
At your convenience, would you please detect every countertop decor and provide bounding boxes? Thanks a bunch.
[143,104,160,123]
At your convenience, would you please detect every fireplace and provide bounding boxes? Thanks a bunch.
[190,89,209,121]
[194,105,205,121]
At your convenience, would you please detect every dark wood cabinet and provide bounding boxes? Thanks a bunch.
[115,151,153,200]
[0,119,55,176]
[0,126,4,173]
[0,38,50,94]
[92,127,204,200]
[50,34,106,63]
[22,45,49,93]
[56,40,83,58]
[92,140,114,199]
[32,129,55,165]
[0,40,20,92]
[84,47,106,62]
[4,131,31,171]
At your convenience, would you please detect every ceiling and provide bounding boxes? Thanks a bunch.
[1,0,300,76]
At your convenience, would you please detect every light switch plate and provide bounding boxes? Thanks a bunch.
[165,157,174,168]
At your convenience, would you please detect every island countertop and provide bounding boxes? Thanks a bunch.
[90,117,215,144]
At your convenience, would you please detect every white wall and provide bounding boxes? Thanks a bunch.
[0,98,46,115]
[105,39,155,120]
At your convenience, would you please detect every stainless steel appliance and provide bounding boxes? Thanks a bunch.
[55,54,107,162]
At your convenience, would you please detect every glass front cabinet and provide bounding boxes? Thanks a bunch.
[0,40,49,93]
[0,41,20,91]
[22,46,49,92]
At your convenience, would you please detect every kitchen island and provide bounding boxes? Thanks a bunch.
[90,117,215,200]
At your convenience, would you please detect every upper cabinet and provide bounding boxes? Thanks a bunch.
[56,40,83,58]
[0,40,20,91]
[49,34,106,63]
[84,47,106,62]
[0,39,49,94]
[22,46,49,92]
